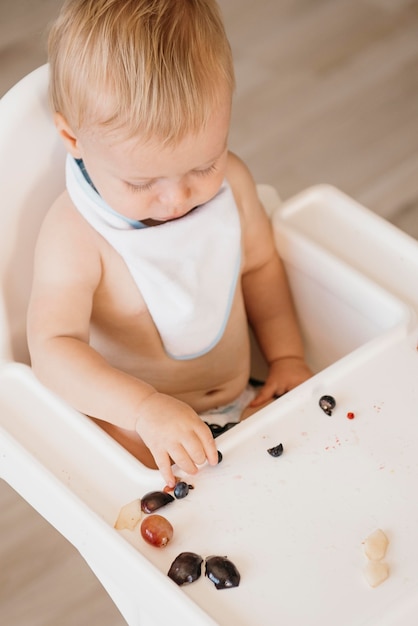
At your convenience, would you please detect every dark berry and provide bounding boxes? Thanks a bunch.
[140,490,174,513]
[267,443,284,457]
[319,395,336,416]
[206,423,224,438]
[173,481,189,499]
[205,556,240,589]
[168,552,203,585]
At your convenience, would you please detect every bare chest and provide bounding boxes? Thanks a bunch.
[88,241,251,403]
[90,243,158,358]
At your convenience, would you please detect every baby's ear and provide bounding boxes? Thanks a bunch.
[54,112,82,158]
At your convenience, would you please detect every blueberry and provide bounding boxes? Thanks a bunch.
[173,481,190,499]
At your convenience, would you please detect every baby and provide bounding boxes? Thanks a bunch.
[27,0,312,487]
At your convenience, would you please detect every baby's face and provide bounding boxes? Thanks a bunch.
[73,100,231,224]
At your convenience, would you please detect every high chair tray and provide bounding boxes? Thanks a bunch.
[1,333,418,625]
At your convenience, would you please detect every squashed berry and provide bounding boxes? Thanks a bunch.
[267,443,284,457]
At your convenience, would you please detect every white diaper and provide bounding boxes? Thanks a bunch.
[199,383,258,427]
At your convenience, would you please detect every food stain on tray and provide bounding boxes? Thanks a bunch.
[324,436,342,452]
[324,431,360,452]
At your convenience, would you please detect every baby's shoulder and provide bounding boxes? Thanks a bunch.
[225,151,265,224]
[34,190,102,282]
[42,190,87,230]
[225,151,255,194]
[39,190,100,250]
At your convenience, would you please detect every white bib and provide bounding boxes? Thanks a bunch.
[66,155,241,359]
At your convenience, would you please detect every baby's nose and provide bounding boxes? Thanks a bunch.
[165,179,191,206]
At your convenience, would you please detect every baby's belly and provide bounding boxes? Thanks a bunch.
[91,285,252,411]
[104,329,251,411]
[171,340,252,412]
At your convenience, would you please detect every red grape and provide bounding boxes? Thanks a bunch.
[140,514,173,547]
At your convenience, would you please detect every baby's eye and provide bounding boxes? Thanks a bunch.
[126,180,155,193]
[193,164,218,177]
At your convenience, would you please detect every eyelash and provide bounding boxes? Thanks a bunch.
[126,164,218,193]
[126,181,155,193]
[193,163,218,177]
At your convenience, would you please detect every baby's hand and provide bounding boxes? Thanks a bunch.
[250,356,313,407]
[135,392,219,487]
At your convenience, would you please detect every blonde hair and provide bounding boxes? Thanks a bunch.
[48,0,235,143]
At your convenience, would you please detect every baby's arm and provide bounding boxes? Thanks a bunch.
[227,154,312,405]
[27,201,218,485]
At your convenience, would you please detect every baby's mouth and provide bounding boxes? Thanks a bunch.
[142,206,198,227]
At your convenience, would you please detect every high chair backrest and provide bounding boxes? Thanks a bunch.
[0,64,66,364]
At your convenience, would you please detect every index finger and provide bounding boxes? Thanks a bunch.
[153,450,176,488]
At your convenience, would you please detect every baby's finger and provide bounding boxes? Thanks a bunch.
[186,427,220,467]
[169,443,200,477]
[153,450,176,488]
[250,385,276,407]
[200,430,219,466]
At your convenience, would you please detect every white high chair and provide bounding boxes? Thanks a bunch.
[2,66,418,626]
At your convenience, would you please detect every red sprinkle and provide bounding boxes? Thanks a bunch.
[346,412,355,420]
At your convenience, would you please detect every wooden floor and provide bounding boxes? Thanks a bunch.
[0,0,418,624]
